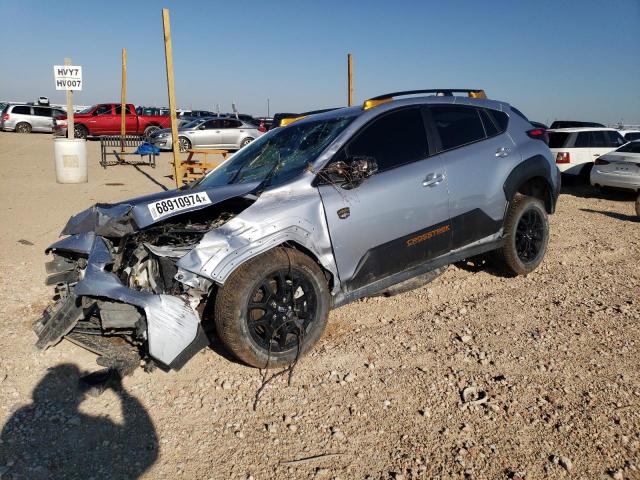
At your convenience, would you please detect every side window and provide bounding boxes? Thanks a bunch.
[94,105,113,116]
[479,109,499,137]
[115,105,135,115]
[53,109,65,117]
[491,111,509,132]
[223,119,242,128]
[12,106,31,115]
[604,131,625,147]
[346,107,428,172]
[203,119,223,129]
[589,131,609,148]
[33,107,51,117]
[574,133,590,148]
[430,106,485,151]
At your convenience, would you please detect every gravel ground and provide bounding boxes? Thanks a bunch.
[0,132,638,480]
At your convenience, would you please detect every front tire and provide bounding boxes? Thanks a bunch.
[15,122,31,133]
[214,248,330,368]
[496,195,549,276]
[73,124,88,139]
[144,125,160,140]
[178,136,191,152]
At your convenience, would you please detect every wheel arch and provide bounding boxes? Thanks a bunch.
[504,155,558,214]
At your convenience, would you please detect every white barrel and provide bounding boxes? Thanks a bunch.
[53,138,88,183]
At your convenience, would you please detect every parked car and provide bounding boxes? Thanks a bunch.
[1,104,66,133]
[150,116,261,152]
[271,112,298,129]
[550,120,605,129]
[617,129,640,142]
[35,88,559,377]
[547,127,625,177]
[590,141,640,192]
[54,103,171,139]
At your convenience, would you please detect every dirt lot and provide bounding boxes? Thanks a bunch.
[0,132,638,480]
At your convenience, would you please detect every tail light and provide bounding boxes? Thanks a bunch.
[258,121,266,133]
[594,158,609,165]
[2,113,8,121]
[556,152,571,164]
[527,128,549,145]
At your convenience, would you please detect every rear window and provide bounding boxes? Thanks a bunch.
[491,111,509,132]
[12,106,31,115]
[430,106,485,151]
[617,142,640,153]
[548,132,570,148]
[624,132,640,142]
[479,109,499,137]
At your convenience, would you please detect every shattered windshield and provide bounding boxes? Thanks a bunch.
[195,115,355,189]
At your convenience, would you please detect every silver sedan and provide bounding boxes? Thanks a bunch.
[150,117,261,152]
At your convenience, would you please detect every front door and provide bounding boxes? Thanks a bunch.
[89,104,115,135]
[191,119,224,147]
[318,107,451,292]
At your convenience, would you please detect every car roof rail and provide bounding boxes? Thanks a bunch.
[363,89,487,110]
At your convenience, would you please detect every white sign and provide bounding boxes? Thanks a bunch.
[53,65,83,91]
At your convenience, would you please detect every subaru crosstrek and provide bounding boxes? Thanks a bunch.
[35,89,560,375]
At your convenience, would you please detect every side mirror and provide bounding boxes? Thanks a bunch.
[319,156,378,189]
[198,125,206,130]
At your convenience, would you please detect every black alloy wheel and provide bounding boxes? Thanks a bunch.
[247,268,317,353]
[515,208,545,263]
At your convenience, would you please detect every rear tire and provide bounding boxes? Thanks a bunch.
[15,122,31,133]
[496,195,549,276]
[240,137,254,148]
[214,248,330,368]
[635,193,640,218]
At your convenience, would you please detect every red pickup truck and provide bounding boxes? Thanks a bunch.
[54,103,171,139]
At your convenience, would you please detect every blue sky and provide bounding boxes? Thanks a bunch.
[0,0,638,124]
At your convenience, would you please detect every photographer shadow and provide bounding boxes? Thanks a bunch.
[0,364,158,480]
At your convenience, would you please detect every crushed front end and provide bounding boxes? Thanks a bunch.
[34,189,254,374]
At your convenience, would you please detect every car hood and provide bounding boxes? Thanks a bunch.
[61,182,260,237]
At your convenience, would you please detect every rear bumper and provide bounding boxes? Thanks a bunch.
[590,169,640,191]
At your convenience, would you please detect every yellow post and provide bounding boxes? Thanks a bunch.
[65,58,75,139]
[347,53,353,107]
[162,8,182,188]
[120,48,127,151]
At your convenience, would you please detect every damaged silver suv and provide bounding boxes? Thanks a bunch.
[36,89,560,375]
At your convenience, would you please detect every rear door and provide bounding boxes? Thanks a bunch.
[426,105,514,249]
[221,119,244,147]
[115,104,138,134]
[32,107,53,132]
[318,107,451,292]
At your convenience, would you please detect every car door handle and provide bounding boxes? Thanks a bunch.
[495,147,511,157]
[422,173,445,187]
[593,154,600,157]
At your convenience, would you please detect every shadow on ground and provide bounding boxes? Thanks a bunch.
[560,183,637,202]
[0,364,158,480]
[580,208,639,223]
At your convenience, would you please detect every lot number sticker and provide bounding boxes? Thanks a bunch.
[148,192,212,220]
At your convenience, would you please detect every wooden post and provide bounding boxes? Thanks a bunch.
[65,58,75,139]
[162,8,182,188]
[120,48,127,150]
[347,53,353,107]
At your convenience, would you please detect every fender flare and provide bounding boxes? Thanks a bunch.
[503,155,559,214]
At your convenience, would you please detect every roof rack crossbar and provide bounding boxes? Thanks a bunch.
[369,89,485,100]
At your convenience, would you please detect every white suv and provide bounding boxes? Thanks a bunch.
[547,127,625,177]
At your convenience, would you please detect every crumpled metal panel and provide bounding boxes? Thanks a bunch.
[71,236,200,366]
[176,182,341,292]
[60,182,261,237]
[46,232,96,254]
